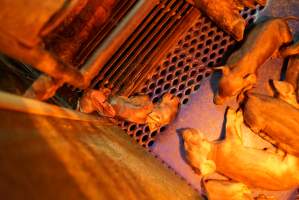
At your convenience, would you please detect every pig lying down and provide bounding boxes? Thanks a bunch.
[182,108,299,191]
[243,93,299,157]
[214,17,297,105]
[77,89,180,131]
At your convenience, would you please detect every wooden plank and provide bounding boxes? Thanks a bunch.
[0,108,201,200]
[0,91,103,122]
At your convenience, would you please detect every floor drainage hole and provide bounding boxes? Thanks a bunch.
[178,61,184,67]
[192,62,199,68]
[155,87,162,95]
[175,70,182,76]
[185,34,191,41]
[157,78,164,85]
[179,84,186,90]
[168,65,176,72]
[136,129,143,137]
[197,43,204,49]
[166,74,173,81]
[160,126,167,132]
[185,88,192,95]
[174,48,181,54]
[216,57,222,64]
[205,71,212,77]
[172,56,178,62]
[160,69,167,76]
[208,31,214,37]
[141,87,147,93]
[164,83,171,90]
[196,75,203,82]
[193,30,200,36]
[182,98,189,105]
[208,61,214,67]
[202,57,208,63]
[177,92,183,98]
[203,48,209,54]
[123,121,129,127]
[181,75,188,81]
[142,135,149,142]
[170,88,177,94]
[152,73,159,80]
[221,40,227,46]
[173,79,179,85]
[212,44,218,50]
[195,52,201,58]
[201,26,208,32]
[214,35,221,41]
[153,96,159,103]
[188,79,195,86]
[151,131,158,137]
[129,124,137,131]
[183,43,189,48]
[206,39,212,45]
[199,35,205,41]
[184,65,190,72]
[210,53,216,59]
[179,53,186,58]
[191,39,197,45]
[144,126,150,133]
[163,60,170,66]
[189,48,195,53]
[148,140,155,147]
[194,84,201,91]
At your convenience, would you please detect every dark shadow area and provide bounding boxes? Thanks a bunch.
[209,71,221,96]
[280,58,289,81]
[176,128,190,164]
[218,108,229,140]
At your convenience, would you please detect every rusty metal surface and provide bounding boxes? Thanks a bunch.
[145,0,299,199]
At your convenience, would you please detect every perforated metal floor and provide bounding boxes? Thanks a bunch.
[118,4,264,148]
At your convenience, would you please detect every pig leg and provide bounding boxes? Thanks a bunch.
[202,176,253,200]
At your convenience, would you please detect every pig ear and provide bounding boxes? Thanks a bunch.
[213,66,230,75]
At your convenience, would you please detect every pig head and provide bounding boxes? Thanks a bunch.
[214,66,256,105]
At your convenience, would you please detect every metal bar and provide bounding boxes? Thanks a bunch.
[80,0,160,88]
[112,0,187,92]
[91,2,162,88]
[100,2,172,88]
[75,0,137,65]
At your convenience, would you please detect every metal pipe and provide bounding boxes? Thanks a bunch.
[80,0,160,88]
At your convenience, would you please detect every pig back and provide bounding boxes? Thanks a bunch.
[244,93,299,156]
[227,19,293,71]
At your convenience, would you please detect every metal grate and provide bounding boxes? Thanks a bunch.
[118,4,265,148]
[91,0,193,94]
[74,0,138,67]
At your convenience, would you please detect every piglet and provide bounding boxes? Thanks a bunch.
[244,93,299,156]
[183,108,299,190]
[214,17,296,105]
